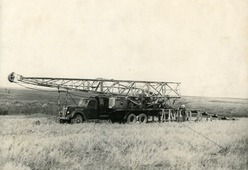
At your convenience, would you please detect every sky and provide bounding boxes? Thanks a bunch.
[0,0,248,98]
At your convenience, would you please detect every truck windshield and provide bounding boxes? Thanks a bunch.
[78,99,88,107]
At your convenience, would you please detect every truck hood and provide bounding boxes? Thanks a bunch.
[67,105,86,111]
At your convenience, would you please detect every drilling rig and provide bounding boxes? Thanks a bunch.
[8,72,181,123]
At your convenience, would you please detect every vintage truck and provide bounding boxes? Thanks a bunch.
[58,95,171,124]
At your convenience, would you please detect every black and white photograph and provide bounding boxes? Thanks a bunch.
[0,0,248,169]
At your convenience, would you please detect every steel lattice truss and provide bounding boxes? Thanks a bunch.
[8,72,181,99]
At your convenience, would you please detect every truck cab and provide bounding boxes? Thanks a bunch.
[59,96,110,123]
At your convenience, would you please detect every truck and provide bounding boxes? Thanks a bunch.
[59,95,174,124]
[8,72,181,123]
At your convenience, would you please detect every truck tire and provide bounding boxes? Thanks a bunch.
[71,114,84,124]
[110,118,117,123]
[126,113,137,124]
[138,113,148,123]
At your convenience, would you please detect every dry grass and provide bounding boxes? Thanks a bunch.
[0,115,247,170]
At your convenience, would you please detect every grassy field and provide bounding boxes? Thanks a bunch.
[0,88,247,169]
[0,115,247,170]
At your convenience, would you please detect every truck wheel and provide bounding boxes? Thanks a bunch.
[126,113,137,124]
[138,113,148,123]
[71,114,84,124]
[110,118,116,123]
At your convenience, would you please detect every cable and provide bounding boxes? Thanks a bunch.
[15,82,89,105]
[15,82,58,93]
[67,92,78,105]
[179,122,228,151]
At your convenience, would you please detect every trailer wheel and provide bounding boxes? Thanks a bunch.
[138,113,148,123]
[71,114,84,124]
[126,113,137,124]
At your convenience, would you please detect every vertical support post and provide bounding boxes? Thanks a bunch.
[100,81,103,92]
[87,81,90,90]
[146,83,150,95]
[66,89,68,107]
[160,109,165,123]
[57,86,61,108]
[173,110,176,121]
[162,83,166,97]
[189,110,192,121]
[168,109,172,122]
[177,110,180,122]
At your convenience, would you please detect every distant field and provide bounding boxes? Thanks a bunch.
[0,88,81,115]
[0,88,247,117]
[0,115,247,170]
[177,96,248,117]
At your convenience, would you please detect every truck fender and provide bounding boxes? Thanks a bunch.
[71,111,86,120]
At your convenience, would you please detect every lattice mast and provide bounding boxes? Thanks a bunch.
[8,72,181,105]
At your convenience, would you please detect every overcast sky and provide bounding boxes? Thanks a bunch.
[1,0,248,98]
